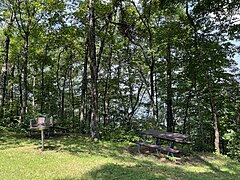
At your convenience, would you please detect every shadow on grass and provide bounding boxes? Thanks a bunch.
[80,155,240,180]
[81,163,164,180]
[0,132,38,150]
[1,132,240,179]
[43,136,240,179]
[59,159,239,180]
[44,135,127,157]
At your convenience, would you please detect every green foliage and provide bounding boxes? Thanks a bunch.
[166,155,177,162]
[101,126,139,143]
[0,125,8,132]
[0,0,240,160]
[223,129,240,161]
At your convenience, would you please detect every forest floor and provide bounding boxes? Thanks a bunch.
[0,129,239,180]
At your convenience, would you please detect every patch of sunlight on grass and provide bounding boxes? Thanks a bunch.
[177,154,240,180]
[0,148,111,179]
[208,155,240,175]
[181,165,212,173]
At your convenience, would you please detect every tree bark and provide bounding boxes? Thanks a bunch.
[70,74,75,130]
[89,0,99,139]
[183,93,191,135]
[237,112,240,129]
[155,72,159,127]
[80,39,88,133]
[61,73,66,121]
[0,36,10,117]
[17,56,23,119]
[166,41,174,132]
[0,13,13,117]
[68,52,75,130]
[10,65,15,116]
[40,59,44,114]
[209,86,220,154]
[32,74,35,110]
[57,49,64,118]
[103,45,112,127]
[40,45,48,114]
[22,34,29,117]
[150,60,155,128]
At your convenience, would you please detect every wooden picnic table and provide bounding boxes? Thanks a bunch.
[137,129,192,156]
[142,129,191,144]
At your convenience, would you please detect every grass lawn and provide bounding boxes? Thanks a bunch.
[0,130,239,180]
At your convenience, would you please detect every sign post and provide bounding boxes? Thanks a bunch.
[39,125,45,151]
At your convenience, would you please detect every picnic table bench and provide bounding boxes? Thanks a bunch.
[136,141,180,156]
[51,126,69,133]
[136,140,161,153]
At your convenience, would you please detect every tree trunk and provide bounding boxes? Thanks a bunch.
[237,112,240,129]
[150,59,155,128]
[80,39,88,133]
[89,0,99,139]
[0,16,13,117]
[0,12,13,117]
[17,56,23,120]
[22,34,29,118]
[61,73,66,122]
[68,52,75,130]
[183,89,192,134]
[57,49,64,118]
[32,75,36,110]
[40,46,48,114]
[103,45,112,127]
[166,41,174,132]
[155,72,159,127]
[0,35,10,117]
[10,65,15,117]
[40,60,44,114]
[70,75,75,130]
[209,90,220,154]
[0,37,10,105]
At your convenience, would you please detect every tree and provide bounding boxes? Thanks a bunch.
[0,1,13,118]
[88,0,99,139]
[12,0,42,120]
[0,0,239,159]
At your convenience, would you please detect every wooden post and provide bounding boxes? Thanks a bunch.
[39,126,45,151]
[41,129,44,151]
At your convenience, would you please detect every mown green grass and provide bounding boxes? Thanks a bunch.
[0,130,239,180]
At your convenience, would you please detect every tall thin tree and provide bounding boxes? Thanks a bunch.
[89,0,99,139]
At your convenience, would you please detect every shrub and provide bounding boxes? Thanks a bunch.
[223,129,240,161]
